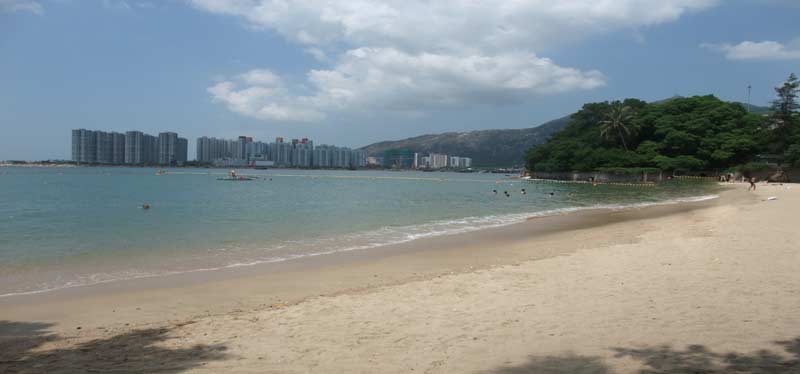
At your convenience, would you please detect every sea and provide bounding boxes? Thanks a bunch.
[0,166,717,297]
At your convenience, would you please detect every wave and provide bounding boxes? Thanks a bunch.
[0,194,718,298]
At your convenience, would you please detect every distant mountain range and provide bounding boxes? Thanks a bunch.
[358,100,771,167]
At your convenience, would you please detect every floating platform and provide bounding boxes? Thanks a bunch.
[216,176,258,181]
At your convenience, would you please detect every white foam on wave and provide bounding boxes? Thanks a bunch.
[0,194,718,298]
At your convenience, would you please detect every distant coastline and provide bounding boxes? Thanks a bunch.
[0,161,522,174]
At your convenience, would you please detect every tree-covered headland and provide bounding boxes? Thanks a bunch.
[526,73,800,175]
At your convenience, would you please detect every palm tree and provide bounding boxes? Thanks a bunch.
[599,103,636,150]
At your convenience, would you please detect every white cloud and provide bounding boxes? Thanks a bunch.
[190,0,717,54]
[208,72,326,122]
[192,0,719,122]
[0,0,42,14]
[210,49,605,122]
[238,69,282,85]
[702,40,800,60]
[305,47,330,63]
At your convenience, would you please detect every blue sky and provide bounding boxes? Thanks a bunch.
[1,0,798,160]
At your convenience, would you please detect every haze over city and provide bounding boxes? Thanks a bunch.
[1,0,798,161]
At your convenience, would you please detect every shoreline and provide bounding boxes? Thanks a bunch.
[0,187,733,329]
[0,192,720,300]
[5,183,798,373]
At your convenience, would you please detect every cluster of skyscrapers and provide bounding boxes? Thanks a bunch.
[196,136,368,169]
[71,129,187,166]
[71,130,471,170]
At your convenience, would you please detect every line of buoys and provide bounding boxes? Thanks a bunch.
[165,171,486,183]
[524,178,657,187]
[673,175,717,180]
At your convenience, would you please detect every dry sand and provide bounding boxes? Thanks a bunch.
[2,183,799,373]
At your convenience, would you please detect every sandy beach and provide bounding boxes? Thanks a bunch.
[2,183,799,373]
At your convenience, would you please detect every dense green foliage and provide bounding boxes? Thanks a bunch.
[526,75,800,173]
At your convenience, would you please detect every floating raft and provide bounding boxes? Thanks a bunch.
[216,176,258,181]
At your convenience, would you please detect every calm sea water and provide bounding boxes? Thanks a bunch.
[0,166,716,296]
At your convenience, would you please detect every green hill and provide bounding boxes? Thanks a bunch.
[359,115,570,167]
[359,100,772,168]
[526,95,780,173]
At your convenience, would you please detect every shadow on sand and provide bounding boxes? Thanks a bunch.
[493,353,612,374]
[491,338,800,374]
[0,320,229,374]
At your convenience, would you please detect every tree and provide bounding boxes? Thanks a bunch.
[771,73,799,133]
[785,144,800,167]
[599,102,636,151]
[525,96,765,173]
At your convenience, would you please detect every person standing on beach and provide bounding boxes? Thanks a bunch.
[749,177,757,191]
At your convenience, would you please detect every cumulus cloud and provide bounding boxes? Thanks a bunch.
[190,0,717,53]
[702,40,800,60]
[208,73,326,122]
[191,0,718,122]
[0,0,42,14]
[209,49,606,121]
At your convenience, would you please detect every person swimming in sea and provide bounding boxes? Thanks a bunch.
[493,189,498,195]
[142,203,150,210]
[549,192,554,197]
[521,188,526,195]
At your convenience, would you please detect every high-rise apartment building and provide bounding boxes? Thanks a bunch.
[71,129,123,164]
[73,129,186,165]
[270,137,294,166]
[124,131,143,164]
[233,136,252,161]
[292,139,313,167]
[124,131,157,165]
[72,129,98,163]
[410,153,471,169]
[383,149,415,169]
[95,131,113,164]
[158,132,178,165]
[176,137,188,164]
[154,132,187,165]
[429,153,449,169]
[144,134,159,164]
[194,134,367,169]
[352,150,368,168]
[111,132,125,164]
[197,136,234,162]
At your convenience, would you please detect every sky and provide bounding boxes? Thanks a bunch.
[1,0,798,161]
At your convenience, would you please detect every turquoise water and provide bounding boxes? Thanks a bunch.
[0,167,716,296]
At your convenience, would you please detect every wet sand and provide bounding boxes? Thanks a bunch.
[3,184,800,373]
